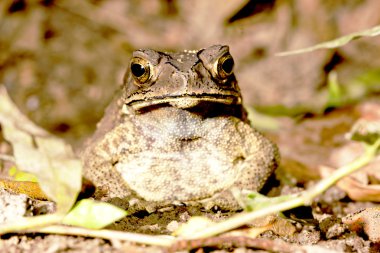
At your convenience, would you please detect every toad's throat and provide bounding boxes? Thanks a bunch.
[127,94,242,110]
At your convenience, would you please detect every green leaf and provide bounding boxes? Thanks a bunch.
[0,85,82,213]
[245,106,280,131]
[277,25,380,56]
[8,166,38,182]
[355,69,380,91]
[326,71,345,108]
[62,199,128,229]
[232,188,296,212]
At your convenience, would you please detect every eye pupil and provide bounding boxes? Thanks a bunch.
[222,57,234,74]
[131,63,146,77]
[216,54,234,79]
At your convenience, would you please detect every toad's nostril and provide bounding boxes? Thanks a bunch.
[233,156,245,166]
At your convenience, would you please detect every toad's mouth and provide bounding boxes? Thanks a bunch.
[126,94,242,110]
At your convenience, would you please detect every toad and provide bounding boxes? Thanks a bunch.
[81,45,279,212]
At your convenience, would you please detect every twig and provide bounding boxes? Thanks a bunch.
[0,214,63,235]
[186,138,380,239]
[168,236,305,253]
[27,227,304,252]
[303,139,380,202]
[33,225,174,247]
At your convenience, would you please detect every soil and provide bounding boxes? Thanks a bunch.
[1,0,380,252]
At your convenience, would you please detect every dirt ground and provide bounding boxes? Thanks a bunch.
[1,0,380,252]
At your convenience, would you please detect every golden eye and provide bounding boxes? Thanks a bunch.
[216,54,234,79]
[130,57,152,83]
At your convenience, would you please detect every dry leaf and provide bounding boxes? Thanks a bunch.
[322,103,380,201]
[0,85,82,213]
[0,179,47,200]
[320,164,380,202]
[343,207,380,242]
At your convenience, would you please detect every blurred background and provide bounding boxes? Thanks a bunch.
[1,0,379,147]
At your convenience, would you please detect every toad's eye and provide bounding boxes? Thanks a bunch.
[130,57,152,83]
[216,54,234,79]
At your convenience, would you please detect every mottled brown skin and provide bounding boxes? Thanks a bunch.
[81,45,279,212]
